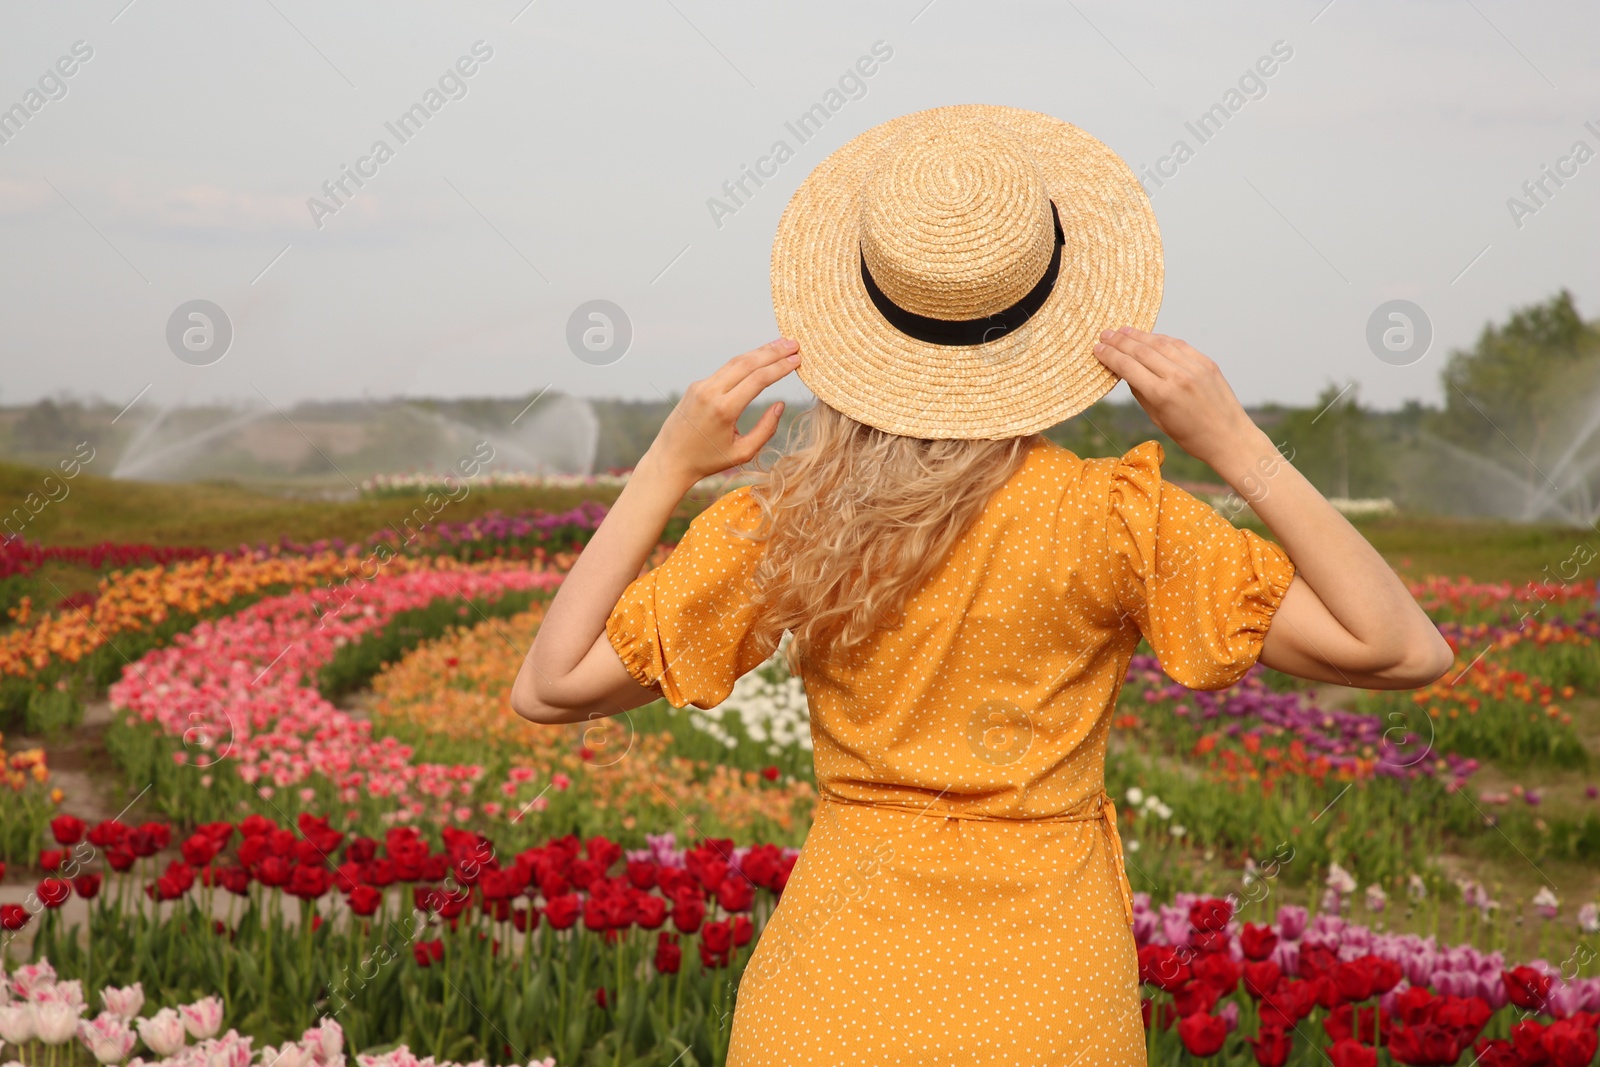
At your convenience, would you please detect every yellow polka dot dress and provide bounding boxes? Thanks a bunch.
[606,438,1296,1066]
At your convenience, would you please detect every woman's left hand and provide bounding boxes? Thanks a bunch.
[644,338,800,487]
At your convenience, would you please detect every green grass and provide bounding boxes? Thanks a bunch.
[0,460,626,549]
[1247,512,1597,585]
[8,457,1594,584]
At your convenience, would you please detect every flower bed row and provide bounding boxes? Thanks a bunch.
[103,563,561,838]
[4,810,1595,1066]
[367,609,814,841]
[1134,893,1600,1065]
[6,812,797,1066]
[0,541,215,582]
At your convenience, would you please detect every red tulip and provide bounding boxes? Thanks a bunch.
[1192,952,1241,996]
[717,875,755,913]
[72,873,102,900]
[107,847,135,872]
[126,828,159,859]
[50,814,86,845]
[699,920,733,970]
[654,932,682,975]
[294,839,328,868]
[625,860,658,890]
[585,836,623,871]
[1504,966,1553,1011]
[1541,1017,1599,1067]
[268,828,299,858]
[367,858,397,888]
[344,836,378,864]
[412,938,443,967]
[38,849,64,872]
[1243,961,1282,999]
[732,915,754,947]
[1472,1038,1520,1067]
[1325,1037,1378,1067]
[1332,960,1373,1002]
[1177,1012,1228,1058]
[181,834,220,867]
[1,904,31,930]
[761,765,780,781]
[256,856,291,887]
[87,819,128,848]
[1172,979,1221,1019]
[1141,997,1177,1031]
[1392,985,1436,1026]
[37,878,71,908]
[1297,942,1337,980]
[1240,922,1278,961]
[1188,897,1233,934]
[1511,1019,1549,1064]
[672,897,706,935]
[1323,1004,1389,1047]
[741,844,784,890]
[1138,944,1192,992]
[240,814,276,837]
[635,894,667,930]
[219,865,251,896]
[348,885,382,916]
[686,851,730,893]
[702,919,733,954]
[1387,1023,1462,1066]
[1366,955,1403,996]
[1433,995,1491,1045]
[543,894,581,930]
[1247,1025,1292,1067]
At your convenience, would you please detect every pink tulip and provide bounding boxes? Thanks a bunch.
[1274,904,1307,941]
[9,962,57,1001]
[99,983,144,1021]
[137,1008,187,1056]
[79,1011,138,1064]
[299,1017,344,1066]
[180,996,223,1040]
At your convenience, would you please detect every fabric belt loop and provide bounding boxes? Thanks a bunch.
[1099,794,1136,930]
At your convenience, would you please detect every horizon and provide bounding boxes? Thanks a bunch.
[2,0,1597,417]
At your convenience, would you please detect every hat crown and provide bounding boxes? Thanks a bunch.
[859,114,1056,322]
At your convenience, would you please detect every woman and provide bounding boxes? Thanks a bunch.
[511,106,1451,1065]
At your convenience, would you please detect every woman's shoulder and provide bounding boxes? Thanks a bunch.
[1012,437,1168,492]
[679,482,766,545]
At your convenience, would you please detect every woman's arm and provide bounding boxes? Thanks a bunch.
[510,339,800,725]
[1094,327,1453,690]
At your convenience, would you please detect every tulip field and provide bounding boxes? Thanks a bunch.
[0,490,1598,1067]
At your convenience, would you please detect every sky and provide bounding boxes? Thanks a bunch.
[1,0,1597,418]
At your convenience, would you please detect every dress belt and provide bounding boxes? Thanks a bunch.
[816,786,1136,929]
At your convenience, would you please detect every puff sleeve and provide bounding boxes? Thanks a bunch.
[1106,441,1296,690]
[605,486,779,709]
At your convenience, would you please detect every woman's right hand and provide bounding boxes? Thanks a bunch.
[1096,325,1452,690]
[643,338,800,490]
[1091,327,1264,470]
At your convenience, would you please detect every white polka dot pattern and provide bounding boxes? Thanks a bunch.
[605,437,1296,1065]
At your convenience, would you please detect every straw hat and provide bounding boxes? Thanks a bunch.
[771,104,1163,440]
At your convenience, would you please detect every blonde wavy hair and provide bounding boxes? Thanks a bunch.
[735,400,1037,669]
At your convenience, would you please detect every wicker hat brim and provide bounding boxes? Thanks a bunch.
[771,104,1163,440]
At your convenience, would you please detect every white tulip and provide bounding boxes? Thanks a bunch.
[138,1008,187,1057]
[34,1001,83,1045]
